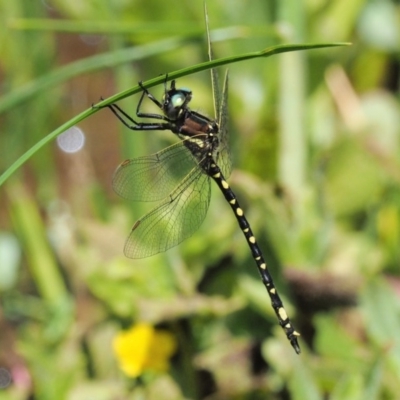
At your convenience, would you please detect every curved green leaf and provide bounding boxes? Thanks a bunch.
[0,41,350,187]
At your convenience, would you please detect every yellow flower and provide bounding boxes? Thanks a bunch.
[112,323,177,377]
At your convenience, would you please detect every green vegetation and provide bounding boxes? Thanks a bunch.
[0,1,399,399]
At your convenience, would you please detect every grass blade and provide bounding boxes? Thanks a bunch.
[0,42,350,187]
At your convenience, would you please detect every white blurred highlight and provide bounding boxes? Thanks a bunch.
[57,126,85,153]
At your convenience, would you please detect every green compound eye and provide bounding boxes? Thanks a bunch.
[170,92,186,108]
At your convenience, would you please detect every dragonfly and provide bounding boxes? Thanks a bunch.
[105,24,300,355]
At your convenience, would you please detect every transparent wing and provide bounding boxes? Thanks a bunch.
[112,140,198,202]
[124,168,211,258]
[204,5,231,178]
[216,70,231,178]
[205,2,220,121]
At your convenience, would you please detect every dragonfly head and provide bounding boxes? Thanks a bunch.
[163,80,192,120]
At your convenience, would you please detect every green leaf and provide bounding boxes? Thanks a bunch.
[0,41,349,188]
[331,373,363,400]
[361,279,400,382]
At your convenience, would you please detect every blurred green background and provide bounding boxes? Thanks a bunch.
[1,0,400,399]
